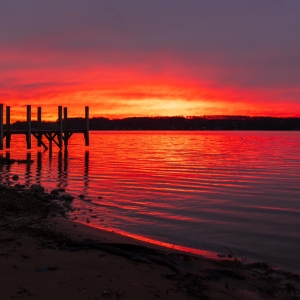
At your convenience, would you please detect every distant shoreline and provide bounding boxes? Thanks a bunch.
[87,128,300,131]
[6,116,300,131]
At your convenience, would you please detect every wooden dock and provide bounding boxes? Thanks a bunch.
[0,104,89,151]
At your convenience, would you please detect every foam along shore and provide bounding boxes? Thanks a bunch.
[0,184,300,300]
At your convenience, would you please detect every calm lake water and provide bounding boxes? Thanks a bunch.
[1,131,300,272]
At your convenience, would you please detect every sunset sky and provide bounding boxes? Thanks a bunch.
[1,0,300,121]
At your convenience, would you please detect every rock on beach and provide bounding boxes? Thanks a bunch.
[50,188,66,195]
[59,192,74,201]
[30,184,45,193]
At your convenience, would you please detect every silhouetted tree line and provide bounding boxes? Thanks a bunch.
[6,116,300,131]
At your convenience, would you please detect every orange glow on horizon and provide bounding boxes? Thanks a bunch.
[2,78,300,123]
[1,49,300,122]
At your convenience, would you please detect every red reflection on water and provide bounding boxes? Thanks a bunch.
[81,221,218,259]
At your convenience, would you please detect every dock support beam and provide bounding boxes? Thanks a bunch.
[58,106,63,149]
[26,105,31,149]
[85,106,89,146]
[5,106,11,149]
[32,106,49,150]
[37,107,42,147]
[0,104,3,150]
[63,107,68,148]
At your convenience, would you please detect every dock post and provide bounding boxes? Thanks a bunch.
[63,107,68,148]
[58,106,63,148]
[26,105,31,149]
[0,104,3,150]
[84,106,89,146]
[37,107,42,147]
[5,106,11,149]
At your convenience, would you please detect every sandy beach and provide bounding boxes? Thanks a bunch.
[1,184,300,300]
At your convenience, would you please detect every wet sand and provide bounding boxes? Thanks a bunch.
[1,184,299,300]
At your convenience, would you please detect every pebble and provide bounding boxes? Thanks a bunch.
[36,266,58,272]
[50,188,65,195]
[30,184,45,193]
[15,184,25,189]
[59,192,74,201]
[12,175,19,180]
[36,266,49,272]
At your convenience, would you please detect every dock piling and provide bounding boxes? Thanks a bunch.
[85,106,89,146]
[0,104,3,150]
[37,107,42,147]
[58,106,63,149]
[26,105,31,149]
[63,107,68,148]
[5,106,11,149]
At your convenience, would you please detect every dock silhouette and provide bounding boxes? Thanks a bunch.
[0,104,89,151]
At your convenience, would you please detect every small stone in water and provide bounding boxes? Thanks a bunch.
[12,175,19,180]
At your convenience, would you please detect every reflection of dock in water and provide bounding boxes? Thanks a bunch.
[50,150,90,191]
[0,152,12,183]
[0,150,90,192]
[25,153,32,187]
[58,151,67,189]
